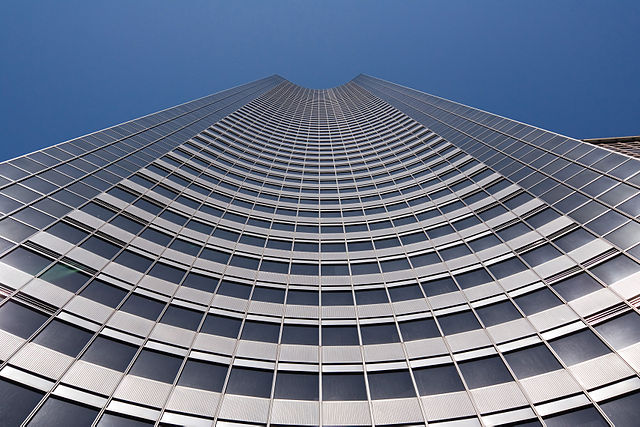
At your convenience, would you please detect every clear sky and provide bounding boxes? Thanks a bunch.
[1,1,638,161]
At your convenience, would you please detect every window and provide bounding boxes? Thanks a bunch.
[468,234,501,252]
[522,244,563,266]
[274,371,318,400]
[475,300,521,327]
[97,413,153,426]
[455,268,492,289]
[388,284,422,302]
[178,359,228,392]
[129,349,183,383]
[229,254,260,270]
[33,320,93,357]
[182,272,216,292]
[367,370,415,399]
[120,294,164,320]
[110,215,145,234]
[281,324,318,345]
[290,263,318,275]
[438,310,481,335]
[590,255,640,285]
[225,367,273,398]
[81,236,121,259]
[351,261,380,275]
[201,314,242,338]
[259,259,289,274]
[252,286,285,303]
[47,222,88,244]
[0,379,44,426]
[0,247,52,275]
[321,263,349,275]
[160,306,203,330]
[200,248,230,264]
[114,251,153,273]
[80,279,127,307]
[514,287,561,315]
[551,272,601,301]
[217,280,251,299]
[413,364,464,395]
[322,291,353,306]
[322,325,359,346]
[487,257,527,280]
[0,301,48,338]
[322,372,367,400]
[360,323,400,344]
[549,329,610,366]
[380,258,411,272]
[594,311,640,350]
[543,405,607,427]
[458,355,513,388]
[599,390,640,427]
[27,396,98,427]
[422,277,457,296]
[286,290,318,305]
[439,244,472,260]
[241,320,280,343]
[409,252,440,267]
[355,289,388,305]
[81,336,138,371]
[398,318,439,341]
[504,344,562,378]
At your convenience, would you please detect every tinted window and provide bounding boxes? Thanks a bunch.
[0,301,48,338]
[322,291,353,306]
[241,321,280,343]
[0,247,51,275]
[177,359,228,392]
[225,367,272,398]
[147,263,185,283]
[355,289,388,305]
[81,236,121,259]
[286,290,318,305]
[475,300,521,327]
[591,255,640,284]
[455,268,492,289]
[543,405,607,427]
[549,329,610,365]
[39,263,91,292]
[0,379,44,426]
[114,251,153,272]
[413,364,464,395]
[160,306,203,330]
[252,286,285,303]
[458,355,513,388]
[322,325,359,346]
[360,323,399,344]
[274,372,318,400]
[97,413,153,427]
[281,324,318,345]
[129,349,183,383]
[120,294,164,320]
[388,284,423,302]
[47,222,88,244]
[514,287,561,315]
[504,344,562,378]
[600,390,640,427]
[488,257,527,279]
[594,311,640,350]
[368,370,415,399]
[27,397,98,427]
[81,336,138,371]
[422,277,458,296]
[182,272,216,292]
[80,279,127,307]
[201,314,241,338]
[322,373,367,401]
[33,320,93,356]
[438,310,481,335]
[551,273,601,301]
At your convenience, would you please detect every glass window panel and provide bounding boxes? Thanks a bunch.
[487,257,527,279]
[81,336,138,371]
[360,323,399,344]
[458,355,513,388]
[274,371,318,400]
[114,250,153,272]
[355,289,388,305]
[514,287,561,315]
[475,300,521,326]
[217,280,251,299]
[0,300,48,338]
[322,373,367,401]
[281,324,318,345]
[81,236,121,259]
[129,349,183,383]
[27,396,98,427]
[225,367,273,398]
[182,272,216,292]
[177,359,227,392]
[543,405,607,427]
[388,284,422,302]
[33,319,93,356]
[549,329,610,366]
[551,272,602,301]
[455,268,492,289]
[97,412,153,426]
[438,310,481,335]
[590,255,640,285]
[504,344,562,378]
[398,318,439,341]
[160,306,203,330]
[120,294,165,320]
[599,389,640,427]
[422,276,458,296]
[594,311,640,350]
[0,379,44,426]
[241,320,280,343]
[367,370,415,399]
[413,364,464,395]
[322,291,353,306]
[201,314,241,338]
[252,286,285,303]
[47,222,88,244]
[0,247,52,275]
[322,325,359,346]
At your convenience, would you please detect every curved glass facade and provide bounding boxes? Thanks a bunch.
[0,75,639,426]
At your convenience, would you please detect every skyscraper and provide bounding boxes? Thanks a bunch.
[0,74,639,426]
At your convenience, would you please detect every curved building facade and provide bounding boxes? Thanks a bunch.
[1,75,640,426]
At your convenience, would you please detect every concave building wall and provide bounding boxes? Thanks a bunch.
[0,75,639,426]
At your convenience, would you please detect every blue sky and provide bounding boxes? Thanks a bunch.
[1,1,638,161]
